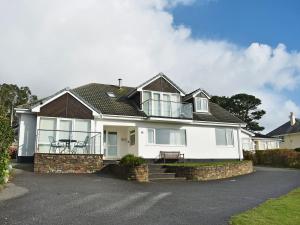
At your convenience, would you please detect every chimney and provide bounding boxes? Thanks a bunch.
[118,78,122,89]
[290,112,296,126]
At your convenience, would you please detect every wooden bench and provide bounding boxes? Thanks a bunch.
[159,151,184,163]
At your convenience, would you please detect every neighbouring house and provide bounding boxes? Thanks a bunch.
[268,112,300,150]
[241,129,280,151]
[15,73,247,169]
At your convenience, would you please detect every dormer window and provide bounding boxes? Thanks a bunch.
[106,92,116,98]
[195,97,208,112]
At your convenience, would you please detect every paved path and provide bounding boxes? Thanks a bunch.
[0,166,299,225]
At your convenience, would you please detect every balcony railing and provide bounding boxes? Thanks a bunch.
[141,99,193,119]
[36,129,101,154]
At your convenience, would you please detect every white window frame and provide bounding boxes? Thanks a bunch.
[194,97,209,113]
[147,128,187,146]
[215,128,234,147]
[142,91,181,116]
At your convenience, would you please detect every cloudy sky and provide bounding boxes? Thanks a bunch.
[1,0,300,132]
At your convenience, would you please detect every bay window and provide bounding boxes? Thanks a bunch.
[147,128,186,146]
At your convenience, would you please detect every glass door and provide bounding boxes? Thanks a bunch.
[153,93,161,116]
[162,94,171,117]
[59,120,72,140]
[107,132,118,157]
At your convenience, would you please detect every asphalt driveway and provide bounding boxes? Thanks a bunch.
[0,166,300,225]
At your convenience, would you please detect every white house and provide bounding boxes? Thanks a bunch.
[16,73,247,162]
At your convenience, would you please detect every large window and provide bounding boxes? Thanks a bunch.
[195,97,208,112]
[143,91,181,117]
[215,128,234,146]
[147,128,186,146]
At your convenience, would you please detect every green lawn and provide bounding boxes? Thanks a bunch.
[162,160,245,167]
[230,188,300,225]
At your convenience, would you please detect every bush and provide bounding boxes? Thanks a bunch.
[244,149,300,169]
[0,116,14,184]
[119,154,146,167]
[294,148,300,152]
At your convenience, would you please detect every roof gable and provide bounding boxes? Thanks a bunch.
[129,73,185,97]
[38,93,93,119]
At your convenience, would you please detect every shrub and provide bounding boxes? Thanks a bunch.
[294,148,300,152]
[245,149,300,169]
[119,154,146,167]
[0,116,14,184]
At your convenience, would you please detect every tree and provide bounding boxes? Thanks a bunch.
[0,84,38,126]
[211,93,266,132]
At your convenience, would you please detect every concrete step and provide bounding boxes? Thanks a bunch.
[149,173,176,179]
[149,177,186,182]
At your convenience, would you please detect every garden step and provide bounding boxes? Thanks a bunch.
[148,168,168,173]
[149,177,186,182]
[149,172,176,179]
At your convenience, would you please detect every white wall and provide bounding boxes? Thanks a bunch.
[18,113,37,156]
[254,139,280,150]
[240,132,254,151]
[136,122,242,159]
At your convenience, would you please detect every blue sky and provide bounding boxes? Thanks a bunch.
[171,0,300,105]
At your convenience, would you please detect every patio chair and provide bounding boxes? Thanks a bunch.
[48,136,65,153]
[72,136,89,154]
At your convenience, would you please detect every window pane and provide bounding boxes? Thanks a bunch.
[153,93,161,116]
[156,129,170,144]
[179,130,186,145]
[148,129,154,144]
[201,99,208,111]
[39,118,56,143]
[162,94,171,117]
[216,128,226,145]
[59,120,72,140]
[143,91,151,115]
[75,120,91,142]
[226,129,234,145]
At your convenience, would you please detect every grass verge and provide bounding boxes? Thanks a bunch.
[230,188,300,225]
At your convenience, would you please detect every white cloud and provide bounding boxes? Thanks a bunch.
[0,0,300,131]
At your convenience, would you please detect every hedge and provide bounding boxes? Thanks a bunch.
[0,116,14,184]
[243,149,300,169]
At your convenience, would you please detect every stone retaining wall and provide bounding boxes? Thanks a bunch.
[166,161,253,181]
[34,153,104,173]
[109,164,148,182]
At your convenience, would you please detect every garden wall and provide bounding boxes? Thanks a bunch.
[165,161,253,181]
[34,153,103,173]
[108,164,148,182]
[243,150,300,169]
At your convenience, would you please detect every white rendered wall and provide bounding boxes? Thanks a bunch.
[136,122,241,159]
[18,114,37,156]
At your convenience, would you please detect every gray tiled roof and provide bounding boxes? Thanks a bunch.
[193,102,243,123]
[17,82,244,124]
[72,83,146,117]
[267,119,300,136]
